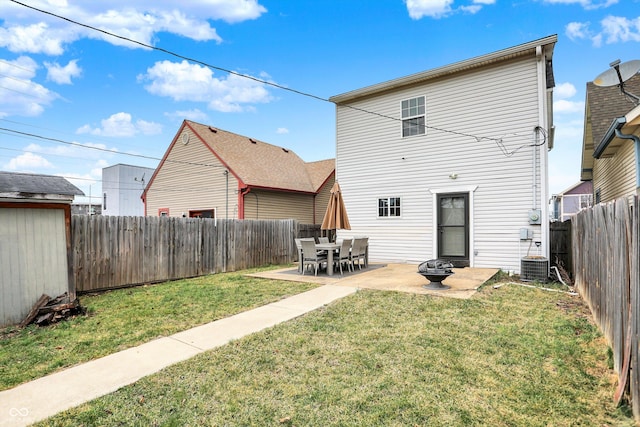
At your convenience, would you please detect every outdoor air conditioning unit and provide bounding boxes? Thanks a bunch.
[520,257,548,282]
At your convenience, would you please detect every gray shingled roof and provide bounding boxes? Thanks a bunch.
[586,73,640,148]
[0,171,84,197]
[581,73,640,179]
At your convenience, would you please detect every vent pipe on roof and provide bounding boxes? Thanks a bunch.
[209,127,217,133]
[249,138,257,144]
[282,148,289,153]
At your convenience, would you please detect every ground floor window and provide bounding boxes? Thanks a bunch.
[378,197,401,217]
[158,208,169,216]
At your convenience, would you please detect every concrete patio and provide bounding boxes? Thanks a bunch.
[247,263,501,299]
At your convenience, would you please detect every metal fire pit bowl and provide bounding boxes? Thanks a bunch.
[418,259,454,290]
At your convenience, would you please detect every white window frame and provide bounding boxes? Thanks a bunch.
[401,95,426,138]
[378,197,401,218]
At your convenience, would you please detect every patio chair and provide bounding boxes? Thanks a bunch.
[295,238,317,273]
[301,239,328,276]
[334,238,353,275]
[350,237,368,270]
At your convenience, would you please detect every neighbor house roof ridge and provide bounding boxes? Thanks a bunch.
[185,120,334,194]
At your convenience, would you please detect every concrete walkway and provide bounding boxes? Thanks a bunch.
[0,285,358,427]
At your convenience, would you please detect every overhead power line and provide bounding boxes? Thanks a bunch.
[0,127,225,169]
[8,0,547,157]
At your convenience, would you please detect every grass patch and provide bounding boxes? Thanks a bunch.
[0,267,316,390]
[40,284,633,426]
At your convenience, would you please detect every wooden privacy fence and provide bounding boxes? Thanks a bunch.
[550,220,572,277]
[71,216,298,293]
[572,196,639,419]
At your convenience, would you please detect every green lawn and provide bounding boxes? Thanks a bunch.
[34,279,634,426]
[0,267,317,390]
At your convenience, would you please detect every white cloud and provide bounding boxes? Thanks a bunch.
[567,15,640,46]
[566,21,592,40]
[165,109,209,122]
[0,22,71,55]
[0,56,57,117]
[45,59,82,84]
[542,0,618,10]
[136,119,163,135]
[0,1,267,55]
[276,127,289,134]
[460,5,482,14]
[77,112,163,137]
[554,99,585,114]
[5,152,53,171]
[24,141,116,162]
[553,83,583,115]
[555,82,577,99]
[405,0,454,19]
[600,15,640,44]
[139,60,274,112]
[405,0,494,19]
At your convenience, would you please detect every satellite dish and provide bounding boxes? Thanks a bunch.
[593,59,640,104]
[594,59,640,86]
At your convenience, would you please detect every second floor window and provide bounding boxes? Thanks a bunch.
[401,96,425,137]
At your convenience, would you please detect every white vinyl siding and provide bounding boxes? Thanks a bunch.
[335,55,547,273]
[593,141,636,204]
[146,128,236,218]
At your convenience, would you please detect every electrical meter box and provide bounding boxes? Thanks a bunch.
[527,209,542,225]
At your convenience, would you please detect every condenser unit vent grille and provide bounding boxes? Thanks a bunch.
[521,258,548,282]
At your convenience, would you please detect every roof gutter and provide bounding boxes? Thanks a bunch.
[594,116,626,159]
[330,34,557,104]
[594,116,640,188]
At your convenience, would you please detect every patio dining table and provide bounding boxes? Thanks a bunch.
[314,242,340,276]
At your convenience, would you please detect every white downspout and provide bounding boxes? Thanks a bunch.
[535,45,550,260]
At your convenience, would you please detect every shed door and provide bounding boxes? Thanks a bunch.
[437,193,469,267]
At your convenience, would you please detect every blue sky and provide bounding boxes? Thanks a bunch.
[0,0,639,205]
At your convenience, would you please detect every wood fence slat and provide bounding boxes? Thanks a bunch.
[71,217,308,292]
[573,196,639,420]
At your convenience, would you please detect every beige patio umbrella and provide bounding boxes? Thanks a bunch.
[321,181,351,232]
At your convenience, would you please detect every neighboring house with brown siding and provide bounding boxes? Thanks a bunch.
[142,120,334,223]
[581,73,640,205]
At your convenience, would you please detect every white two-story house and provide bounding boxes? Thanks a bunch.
[330,35,557,274]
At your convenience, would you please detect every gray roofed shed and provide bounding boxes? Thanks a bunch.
[0,171,84,200]
[0,171,82,326]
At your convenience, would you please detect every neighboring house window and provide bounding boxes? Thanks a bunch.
[103,193,107,210]
[378,197,401,217]
[580,194,593,209]
[189,209,215,218]
[158,208,169,217]
[595,189,601,205]
[401,96,425,137]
